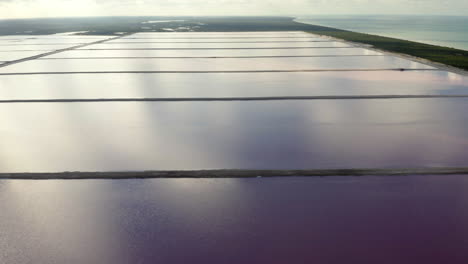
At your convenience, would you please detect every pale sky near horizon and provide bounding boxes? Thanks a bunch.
[0,0,467,19]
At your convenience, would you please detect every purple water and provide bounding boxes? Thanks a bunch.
[1,176,468,264]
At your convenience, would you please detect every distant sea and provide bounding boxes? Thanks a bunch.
[297,15,468,51]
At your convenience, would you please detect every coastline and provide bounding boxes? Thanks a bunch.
[294,18,468,73]
[306,31,468,76]
[295,15,468,51]
[1,16,467,73]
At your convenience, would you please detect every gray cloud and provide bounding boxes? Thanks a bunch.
[0,0,467,18]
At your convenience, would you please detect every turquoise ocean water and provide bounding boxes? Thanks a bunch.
[297,15,468,51]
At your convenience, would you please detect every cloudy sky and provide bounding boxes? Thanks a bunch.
[0,0,467,19]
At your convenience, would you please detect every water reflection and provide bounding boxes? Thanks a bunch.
[47,47,383,58]
[0,51,51,61]
[90,41,352,49]
[1,71,468,100]
[0,56,434,73]
[0,180,126,263]
[447,72,466,84]
[0,45,75,52]
[1,176,468,263]
[111,37,325,43]
[128,32,313,38]
[1,99,468,172]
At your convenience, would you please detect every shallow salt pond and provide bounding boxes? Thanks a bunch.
[1,99,468,172]
[1,176,468,264]
[0,35,111,61]
[0,45,73,51]
[128,31,313,38]
[44,47,383,58]
[0,56,434,73]
[85,41,352,49]
[0,51,55,61]
[109,37,326,42]
[0,71,466,100]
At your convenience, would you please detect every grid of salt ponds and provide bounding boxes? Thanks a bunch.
[2,99,468,172]
[1,31,468,173]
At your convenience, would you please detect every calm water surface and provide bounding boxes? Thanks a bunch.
[44,47,383,58]
[0,56,434,73]
[1,176,468,264]
[2,99,468,172]
[0,71,467,100]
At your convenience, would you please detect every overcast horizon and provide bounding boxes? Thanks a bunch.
[1,0,467,19]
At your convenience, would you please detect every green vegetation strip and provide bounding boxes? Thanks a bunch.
[299,23,468,71]
[2,168,468,179]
